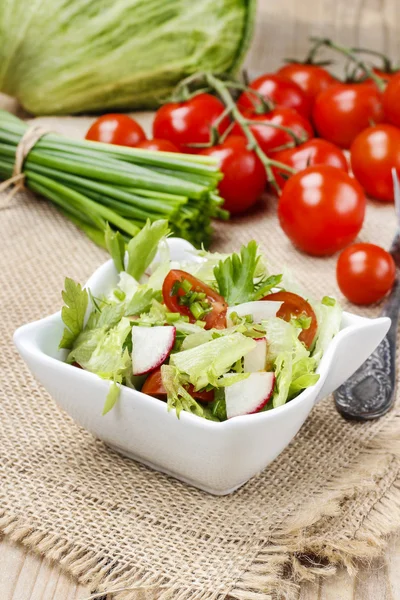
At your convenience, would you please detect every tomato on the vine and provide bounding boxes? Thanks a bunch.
[162,269,227,329]
[231,107,313,156]
[277,63,336,105]
[237,73,311,119]
[383,72,400,128]
[142,368,214,402]
[350,124,400,202]
[136,138,179,153]
[262,291,318,348]
[336,243,396,305]
[312,82,384,148]
[199,136,267,215]
[152,93,229,153]
[272,139,348,189]
[278,165,366,256]
[85,114,146,147]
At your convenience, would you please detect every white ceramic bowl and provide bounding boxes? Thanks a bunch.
[14,238,390,495]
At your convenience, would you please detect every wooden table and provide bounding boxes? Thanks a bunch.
[2,1,399,598]
[1,534,400,599]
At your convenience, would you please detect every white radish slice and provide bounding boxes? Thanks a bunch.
[131,326,176,375]
[243,338,267,372]
[227,301,282,326]
[225,372,275,418]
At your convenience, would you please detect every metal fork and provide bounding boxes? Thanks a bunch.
[334,169,400,420]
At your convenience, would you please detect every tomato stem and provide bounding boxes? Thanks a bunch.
[244,118,305,146]
[310,37,386,91]
[351,47,398,74]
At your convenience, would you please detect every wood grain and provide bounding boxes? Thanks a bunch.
[1,0,399,598]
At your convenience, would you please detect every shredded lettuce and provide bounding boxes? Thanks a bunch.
[170,332,256,389]
[161,365,217,420]
[312,299,342,364]
[125,287,160,317]
[105,224,125,273]
[126,219,170,280]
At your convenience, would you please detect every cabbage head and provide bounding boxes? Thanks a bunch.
[0,0,255,115]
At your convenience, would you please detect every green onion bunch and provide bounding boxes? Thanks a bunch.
[0,110,227,247]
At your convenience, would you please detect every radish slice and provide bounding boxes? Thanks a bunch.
[225,372,275,418]
[243,338,267,372]
[227,301,282,325]
[132,326,176,375]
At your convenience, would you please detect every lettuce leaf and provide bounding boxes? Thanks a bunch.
[59,278,88,349]
[170,332,256,389]
[126,219,170,280]
[161,365,217,420]
[312,299,342,364]
[105,223,125,273]
[125,287,160,317]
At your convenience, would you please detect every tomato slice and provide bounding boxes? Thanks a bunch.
[262,291,318,348]
[141,368,214,402]
[162,269,227,329]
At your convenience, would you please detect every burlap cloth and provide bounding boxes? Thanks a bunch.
[1,110,399,600]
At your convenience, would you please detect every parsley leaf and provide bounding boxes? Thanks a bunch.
[105,223,125,273]
[214,241,281,305]
[59,278,88,349]
[126,219,170,281]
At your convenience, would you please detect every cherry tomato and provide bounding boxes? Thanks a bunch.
[277,63,336,105]
[262,291,318,348]
[383,73,400,128]
[199,136,267,214]
[85,114,146,147]
[272,139,348,189]
[278,165,366,256]
[337,243,396,305]
[231,107,313,156]
[162,270,227,329]
[152,93,229,153]
[237,73,311,119]
[142,368,215,402]
[312,82,384,148]
[136,138,179,153]
[350,124,400,202]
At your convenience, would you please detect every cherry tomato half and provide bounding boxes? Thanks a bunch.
[278,165,366,256]
[337,243,396,305]
[312,83,384,148]
[273,138,348,189]
[152,93,229,153]
[277,63,336,105]
[350,124,400,202]
[136,138,179,153]
[231,107,313,156]
[237,73,312,119]
[383,72,400,128]
[262,291,318,348]
[85,114,146,147]
[142,368,215,402]
[199,136,267,214]
[162,270,227,329]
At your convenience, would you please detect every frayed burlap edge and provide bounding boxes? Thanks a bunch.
[1,412,400,600]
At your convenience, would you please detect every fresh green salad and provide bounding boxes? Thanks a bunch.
[59,220,342,420]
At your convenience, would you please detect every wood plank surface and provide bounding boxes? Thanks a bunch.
[1,0,399,599]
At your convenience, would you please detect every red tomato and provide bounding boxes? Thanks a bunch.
[136,138,179,153]
[278,165,366,256]
[277,63,336,105]
[142,368,215,402]
[237,73,312,119]
[383,73,400,128]
[262,291,318,348]
[162,270,227,329]
[312,83,384,148]
[273,139,348,189]
[85,114,146,147]
[152,93,229,153]
[231,108,313,156]
[337,243,396,305]
[199,136,267,214]
[350,124,400,202]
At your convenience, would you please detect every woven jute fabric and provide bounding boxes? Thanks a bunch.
[1,113,400,600]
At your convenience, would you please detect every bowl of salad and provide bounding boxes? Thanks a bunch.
[14,221,390,495]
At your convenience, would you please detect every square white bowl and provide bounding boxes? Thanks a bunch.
[14,239,390,495]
